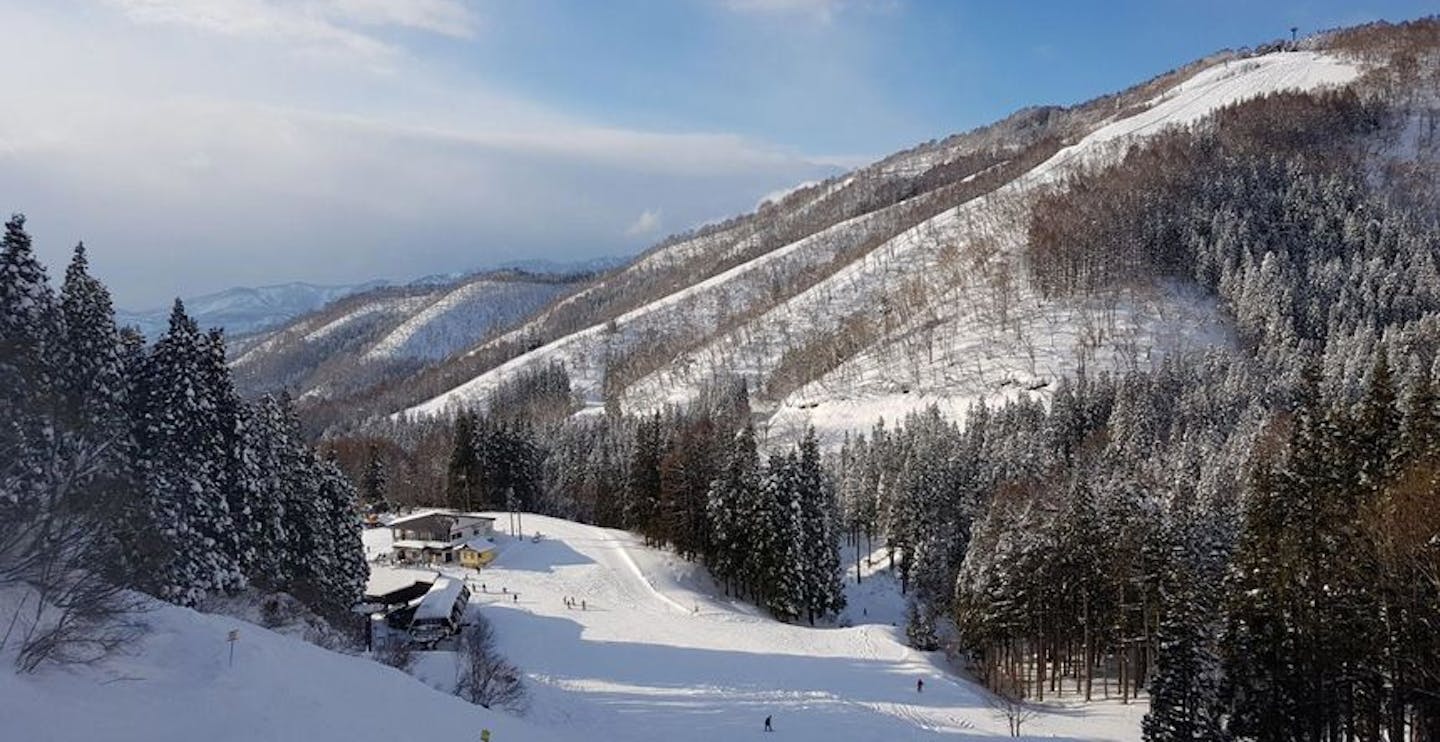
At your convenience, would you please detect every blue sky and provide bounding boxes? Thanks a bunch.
[0,0,1431,307]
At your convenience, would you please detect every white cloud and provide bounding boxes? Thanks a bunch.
[624,209,662,237]
[0,3,843,307]
[319,0,477,37]
[101,0,478,63]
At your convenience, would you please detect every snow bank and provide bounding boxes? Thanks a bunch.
[0,589,560,742]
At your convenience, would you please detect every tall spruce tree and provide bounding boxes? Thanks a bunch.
[796,428,844,624]
[129,300,243,606]
[0,215,59,516]
[706,423,759,597]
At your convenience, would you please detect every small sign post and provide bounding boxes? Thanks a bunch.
[227,629,240,667]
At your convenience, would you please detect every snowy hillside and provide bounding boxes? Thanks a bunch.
[362,280,570,362]
[363,515,1147,741]
[229,272,587,401]
[398,50,1359,444]
[0,589,559,742]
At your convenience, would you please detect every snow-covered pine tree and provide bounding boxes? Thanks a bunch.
[201,328,260,579]
[1142,511,1225,742]
[796,427,844,624]
[129,300,243,606]
[57,242,127,435]
[759,451,805,622]
[54,242,134,571]
[312,452,368,620]
[246,394,294,591]
[268,391,331,610]
[0,214,60,515]
[705,422,759,598]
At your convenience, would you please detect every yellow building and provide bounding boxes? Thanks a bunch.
[458,541,497,569]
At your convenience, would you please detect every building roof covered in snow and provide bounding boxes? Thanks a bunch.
[413,577,468,622]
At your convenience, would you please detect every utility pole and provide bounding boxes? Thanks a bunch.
[506,487,518,537]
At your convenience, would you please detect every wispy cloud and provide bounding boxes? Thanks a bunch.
[624,209,662,237]
[718,0,896,24]
[721,0,846,22]
[101,0,478,63]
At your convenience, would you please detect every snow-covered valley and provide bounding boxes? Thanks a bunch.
[366,515,1147,741]
[1,515,1145,741]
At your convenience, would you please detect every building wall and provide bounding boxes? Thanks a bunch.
[460,548,495,568]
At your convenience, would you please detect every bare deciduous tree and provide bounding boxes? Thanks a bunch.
[987,669,1037,738]
[455,615,527,712]
[1,437,146,673]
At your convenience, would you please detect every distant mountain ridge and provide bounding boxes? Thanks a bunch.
[118,256,626,338]
[118,281,387,338]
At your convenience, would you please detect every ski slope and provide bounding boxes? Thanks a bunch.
[366,514,1147,741]
[399,51,1358,439]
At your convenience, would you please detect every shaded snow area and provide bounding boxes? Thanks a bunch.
[0,588,557,742]
[363,280,571,362]
[400,51,1358,445]
[363,514,1146,741]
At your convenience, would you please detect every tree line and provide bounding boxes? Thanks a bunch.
[432,374,846,624]
[1,215,368,669]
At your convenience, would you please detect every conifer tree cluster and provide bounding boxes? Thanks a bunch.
[820,83,1440,737]
[434,374,847,624]
[0,215,367,629]
[706,425,845,623]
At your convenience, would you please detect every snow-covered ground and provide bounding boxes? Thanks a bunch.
[3,516,1145,741]
[365,514,1148,741]
[0,588,559,742]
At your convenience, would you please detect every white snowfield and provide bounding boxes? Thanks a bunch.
[0,587,560,742]
[400,51,1358,443]
[368,514,1147,741]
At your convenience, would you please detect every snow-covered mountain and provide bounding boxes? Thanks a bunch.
[376,45,1368,446]
[118,281,387,338]
[120,257,624,341]
[229,271,586,405]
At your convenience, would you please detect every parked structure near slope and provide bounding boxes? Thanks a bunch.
[410,577,472,645]
[388,510,497,566]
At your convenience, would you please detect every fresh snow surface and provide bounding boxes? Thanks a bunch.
[0,588,559,742]
[364,514,1147,741]
[401,51,1357,435]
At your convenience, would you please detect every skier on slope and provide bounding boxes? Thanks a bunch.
[917,678,924,693]
[764,715,773,732]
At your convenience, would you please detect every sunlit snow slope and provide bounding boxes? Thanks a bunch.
[366,515,1147,742]
[399,51,1357,445]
